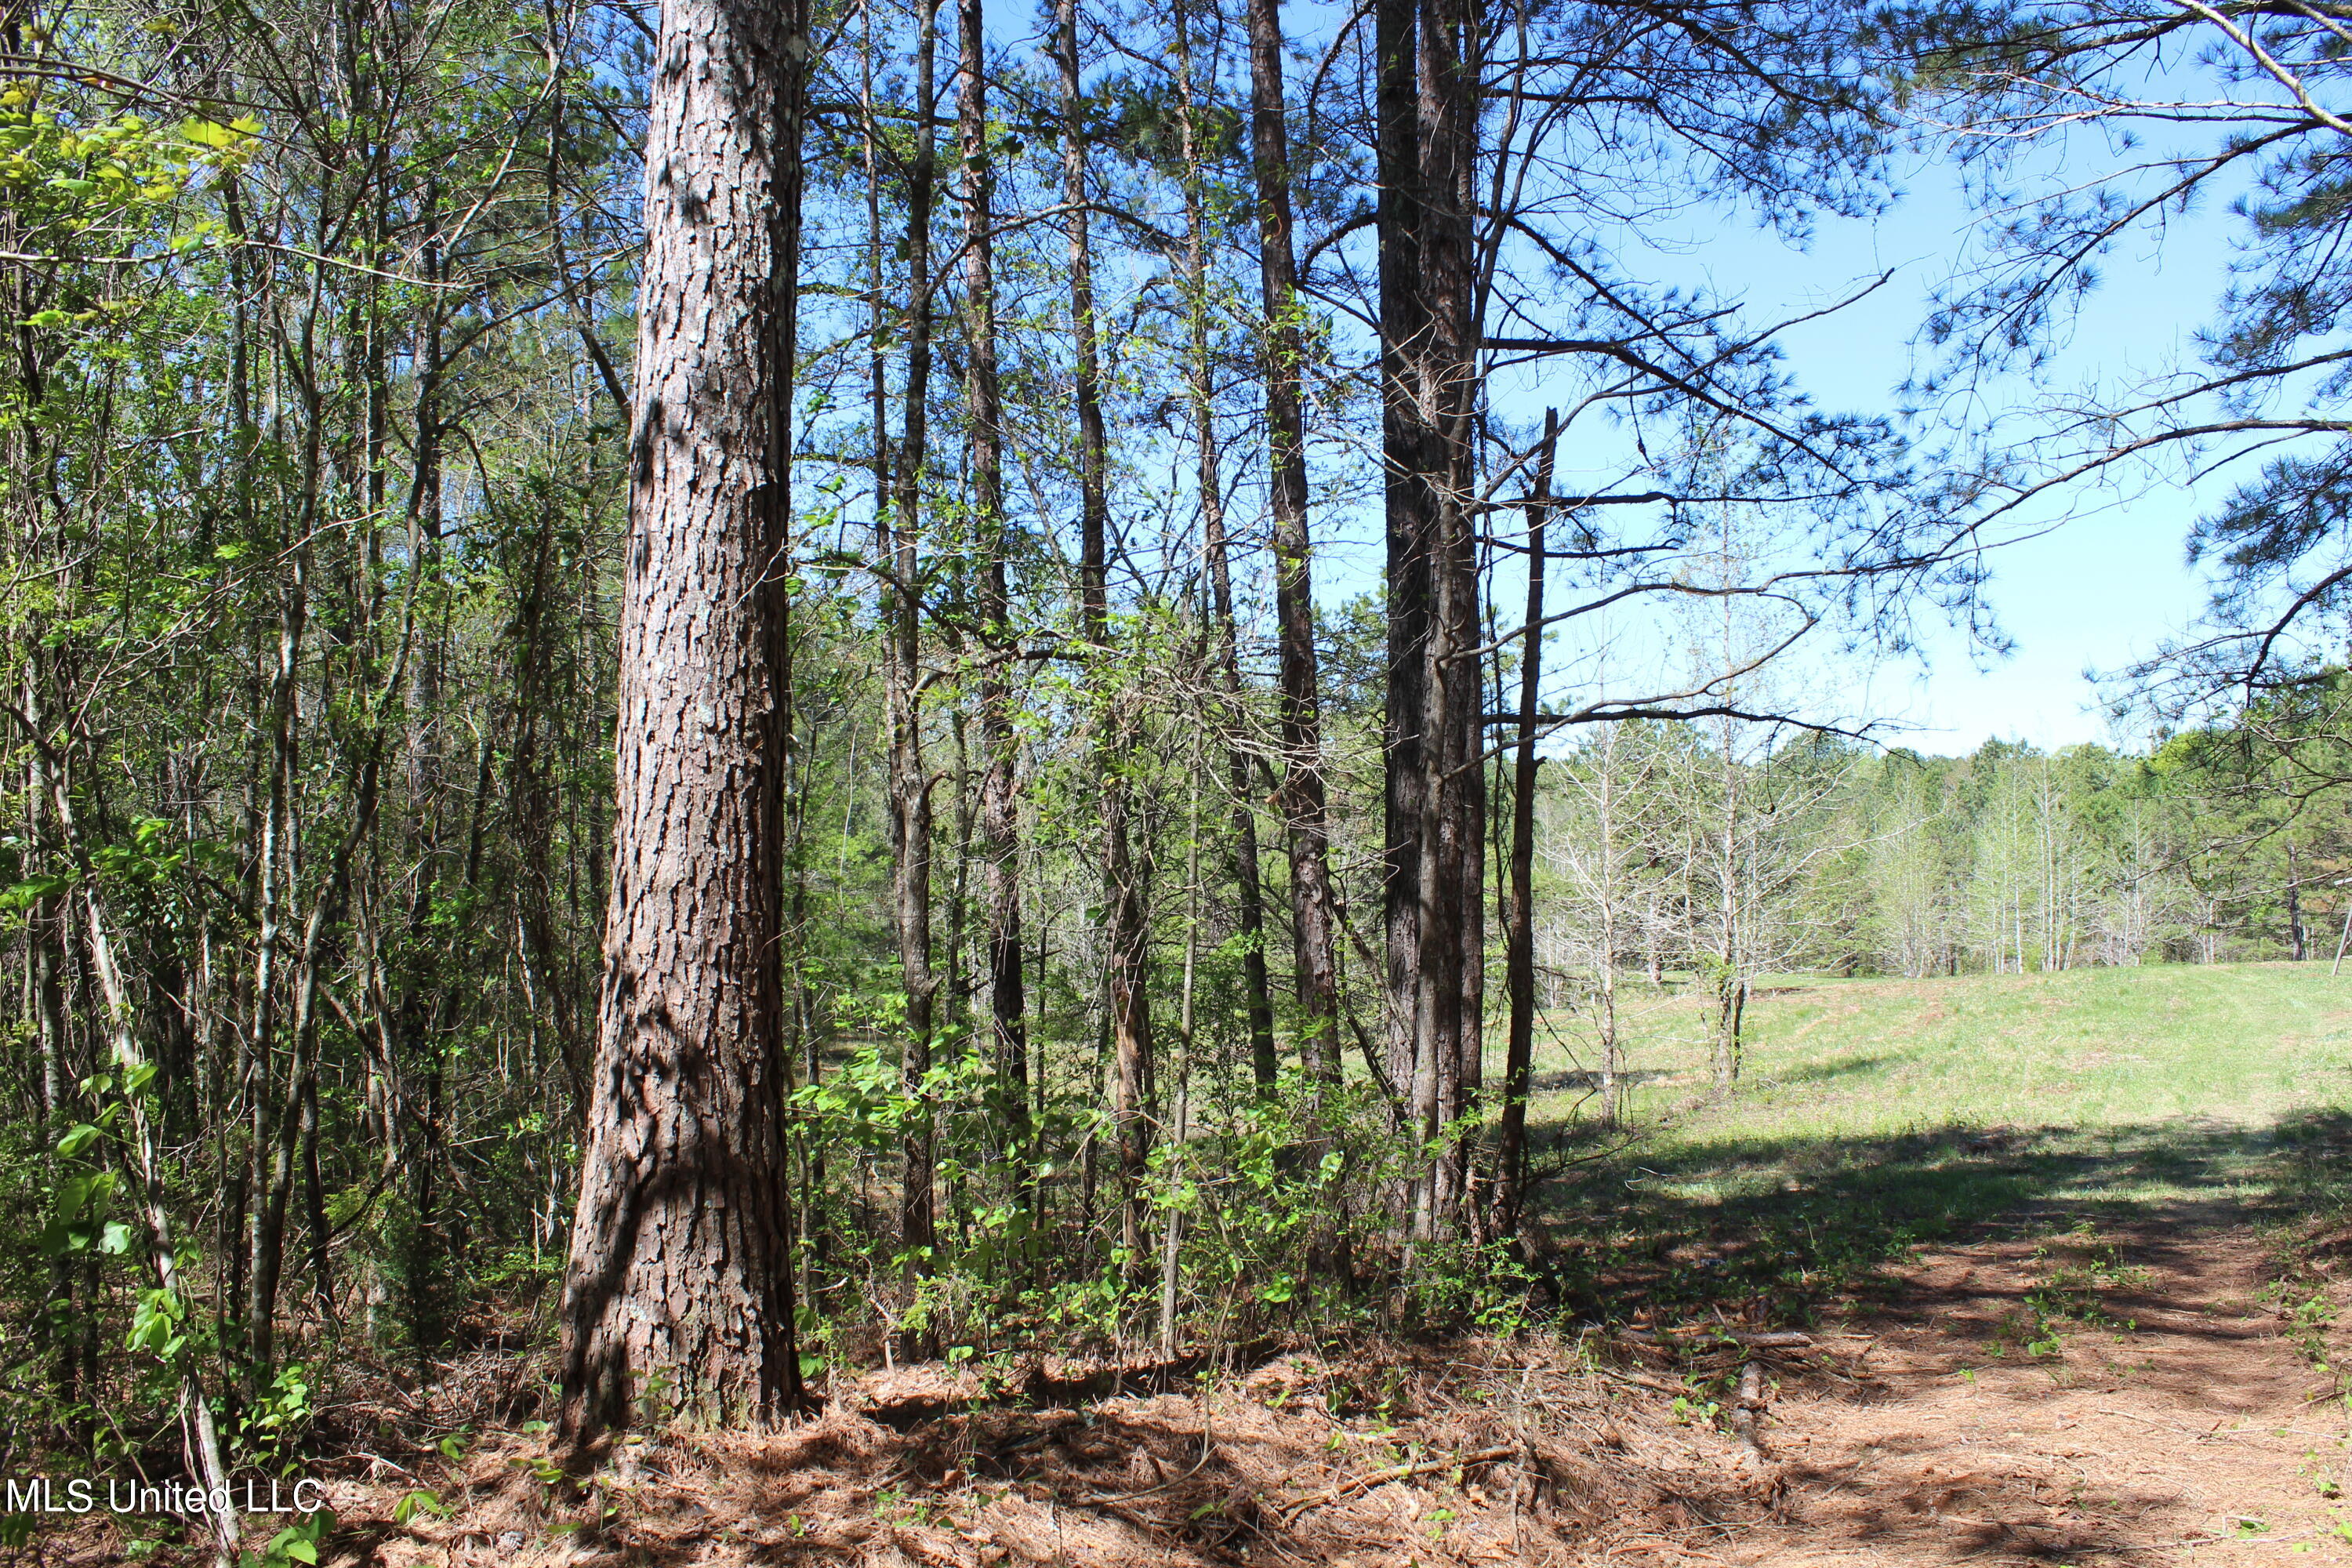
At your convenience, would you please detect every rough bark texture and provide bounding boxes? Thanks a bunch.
[1248,0,1341,1082]
[561,0,807,1436]
[1378,0,1483,1239]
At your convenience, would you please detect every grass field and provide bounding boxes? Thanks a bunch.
[1527,961,2352,1322]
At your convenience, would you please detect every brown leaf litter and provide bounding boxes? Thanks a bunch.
[20,1194,2352,1566]
[335,1341,1799,1568]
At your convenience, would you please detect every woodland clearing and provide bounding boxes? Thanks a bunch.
[31,962,2352,1568]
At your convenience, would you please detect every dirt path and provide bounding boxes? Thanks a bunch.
[1720,1202,2352,1566]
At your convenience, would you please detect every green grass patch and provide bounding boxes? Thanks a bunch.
[1525,961,2352,1323]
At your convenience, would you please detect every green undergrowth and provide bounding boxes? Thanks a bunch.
[2258,1109,2352,1404]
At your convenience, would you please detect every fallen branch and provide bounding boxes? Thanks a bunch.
[1726,1361,1767,1461]
[1590,1366,1688,1397]
[1280,1443,1517,1520]
[1614,1330,1814,1348]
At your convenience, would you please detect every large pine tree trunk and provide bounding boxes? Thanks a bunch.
[561,0,808,1436]
[1248,0,1341,1083]
[1378,0,1483,1240]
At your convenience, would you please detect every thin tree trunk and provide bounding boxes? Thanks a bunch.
[1247,0,1340,1082]
[1062,0,1153,1271]
[1170,9,1279,1087]
[1595,739,1622,1126]
[507,493,585,1105]
[884,0,942,1334]
[1713,593,1741,1087]
[1494,412,1554,1232]
[961,0,1028,1153]
[2288,842,2307,961]
[20,654,76,1406]
[39,744,240,1566]
[245,534,305,1388]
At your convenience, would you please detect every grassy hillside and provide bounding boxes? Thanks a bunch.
[1529,962,2352,1320]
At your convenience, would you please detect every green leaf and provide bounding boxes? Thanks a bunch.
[56,1123,100,1159]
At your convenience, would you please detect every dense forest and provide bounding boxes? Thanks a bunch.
[6,0,2352,1551]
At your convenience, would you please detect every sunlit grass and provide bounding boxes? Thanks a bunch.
[1535,960,2352,1145]
[1523,962,2352,1322]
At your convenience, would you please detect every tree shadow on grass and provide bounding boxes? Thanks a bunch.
[1530,1066,1682,1093]
[1761,1053,1894,1087]
[1528,1116,2307,1326]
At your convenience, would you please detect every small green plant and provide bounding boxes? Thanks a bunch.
[1993,1222,2149,1360]
[2258,1273,2352,1403]
[243,1508,332,1568]
[633,1367,675,1425]
[510,1453,564,1486]
[1668,1392,1722,1426]
[236,1362,317,1471]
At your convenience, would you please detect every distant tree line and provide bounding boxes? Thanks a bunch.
[1536,692,2352,1083]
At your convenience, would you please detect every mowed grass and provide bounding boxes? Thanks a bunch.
[1524,962,2352,1322]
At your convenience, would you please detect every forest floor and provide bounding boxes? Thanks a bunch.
[1535,961,2352,1564]
[49,964,2352,1568]
[303,1117,2352,1568]
[1699,1130,2352,1566]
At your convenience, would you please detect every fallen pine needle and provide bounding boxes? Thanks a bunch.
[1279,1443,1517,1521]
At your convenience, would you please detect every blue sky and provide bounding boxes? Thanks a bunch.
[1469,142,2256,758]
[1284,136,2252,759]
[1740,158,2240,756]
[1094,17,2274,760]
